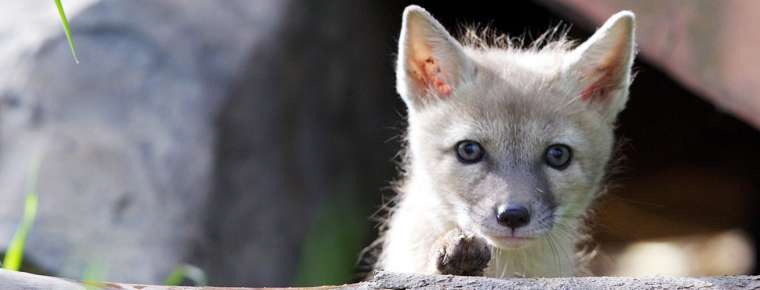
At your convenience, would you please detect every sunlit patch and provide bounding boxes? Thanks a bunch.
[610,229,755,276]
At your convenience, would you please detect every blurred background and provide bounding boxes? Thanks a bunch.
[1,0,759,287]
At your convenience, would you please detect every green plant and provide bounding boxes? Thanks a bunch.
[54,0,79,63]
[2,157,42,271]
[164,264,207,286]
[293,182,369,286]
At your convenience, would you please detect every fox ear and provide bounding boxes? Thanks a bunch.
[568,11,636,121]
[396,5,475,109]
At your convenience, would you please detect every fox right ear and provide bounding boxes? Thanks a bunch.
[396,5,474,109]
[567,11,636,121]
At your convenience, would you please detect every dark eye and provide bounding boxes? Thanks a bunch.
[455,140,485,164]
[544,144,572,170]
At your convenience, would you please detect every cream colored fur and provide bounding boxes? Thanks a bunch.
[376,5,636,278]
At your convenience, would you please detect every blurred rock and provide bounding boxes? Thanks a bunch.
[0,0,401,285]
[197,0,401,286]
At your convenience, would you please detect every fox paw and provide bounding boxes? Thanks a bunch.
[435,230,491,276]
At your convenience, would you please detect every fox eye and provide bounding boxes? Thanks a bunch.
[455,140,485,163]
[545,144,572,170]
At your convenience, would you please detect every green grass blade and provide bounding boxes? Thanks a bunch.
[164,264,207,286]
[54,0,79,64]
[2,157,42,271]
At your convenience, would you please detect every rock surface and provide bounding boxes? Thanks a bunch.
[3,269,760,290]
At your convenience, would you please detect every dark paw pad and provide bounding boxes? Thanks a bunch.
[436,232,491,276]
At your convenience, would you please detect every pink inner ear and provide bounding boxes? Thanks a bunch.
[579,34,630,103]
[580,62,622,103]
[411,57,453,97]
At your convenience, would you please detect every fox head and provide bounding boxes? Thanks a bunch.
[397,6,635,249]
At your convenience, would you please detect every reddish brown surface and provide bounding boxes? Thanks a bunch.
[545,0,760,129]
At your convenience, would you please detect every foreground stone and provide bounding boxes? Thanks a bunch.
[2,269,760,290]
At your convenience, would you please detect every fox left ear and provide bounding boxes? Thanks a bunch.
[396,5,475,110]
[568,11,636,121]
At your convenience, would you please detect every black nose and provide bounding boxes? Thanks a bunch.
[496,205,530,229]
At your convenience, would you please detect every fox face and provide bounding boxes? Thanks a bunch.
[396,6,635,252]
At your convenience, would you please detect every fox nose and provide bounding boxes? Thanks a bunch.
[496,205,530,229]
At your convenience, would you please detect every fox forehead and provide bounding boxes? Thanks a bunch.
[411,60,588,139]
[412,97,590,156]
[466,47,569,79]
[423,46,582,118]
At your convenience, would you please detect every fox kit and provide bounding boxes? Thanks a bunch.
[376,6,636,277]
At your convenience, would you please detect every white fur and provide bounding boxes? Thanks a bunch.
[378,6,636,277]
